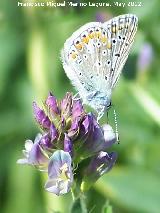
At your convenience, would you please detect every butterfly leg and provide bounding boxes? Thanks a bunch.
[97,106,105,121]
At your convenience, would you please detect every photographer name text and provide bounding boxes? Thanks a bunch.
[17,1,142,8]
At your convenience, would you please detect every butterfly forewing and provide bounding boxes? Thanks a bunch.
[102,14,138,88]
[61,14,138,111]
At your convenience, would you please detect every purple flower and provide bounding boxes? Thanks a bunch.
[33,102,51,129]
[68,117,81,138]
[137,43,153,71]
[74,114,116,161]
[17,134,49,171]
[95,12,112,22]
[46,92,59,114]
[39,133,53,150]
[50,123,58,142]
[61,92,72,120]
[81,151,117,191]
[72,100,84,120]
[64,133,73,156]
[88,151,117,176]
[45,150,73,195]
[102,124,117,147]
[18,91,117,195]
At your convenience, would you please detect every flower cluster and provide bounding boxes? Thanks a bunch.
[17,92,117,195]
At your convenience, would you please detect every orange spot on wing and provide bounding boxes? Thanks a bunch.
[75,43,83,50]
[95,31,101,38]
[88,31,95,39]
[70,52,77,60]
[82,36,90,44]
[101,36,107,43]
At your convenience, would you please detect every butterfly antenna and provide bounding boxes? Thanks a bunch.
[113,109,120,144]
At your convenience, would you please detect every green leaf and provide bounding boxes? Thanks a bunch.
[95,167,160,213]
[70,196,87,213]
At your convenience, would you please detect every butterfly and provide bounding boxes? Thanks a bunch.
[61,14,138,120]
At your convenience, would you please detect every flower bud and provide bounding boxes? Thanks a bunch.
[46,92,59,114]
[64,133,73,156]
[33,102,51,129]
[61,93,72,120]
[50,123,58,142]
[81,151,117,191]
[72,100,84,120]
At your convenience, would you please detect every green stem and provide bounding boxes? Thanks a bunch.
[71,188,76,201]
[71,181,81,200]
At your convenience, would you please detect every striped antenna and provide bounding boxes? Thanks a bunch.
[113,109,120,143]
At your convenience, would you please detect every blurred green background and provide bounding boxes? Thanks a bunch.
[0,0,160,212]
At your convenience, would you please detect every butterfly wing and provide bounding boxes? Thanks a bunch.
[61,22,108,103]
[61,14,138,109]
[102,14,138,88]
